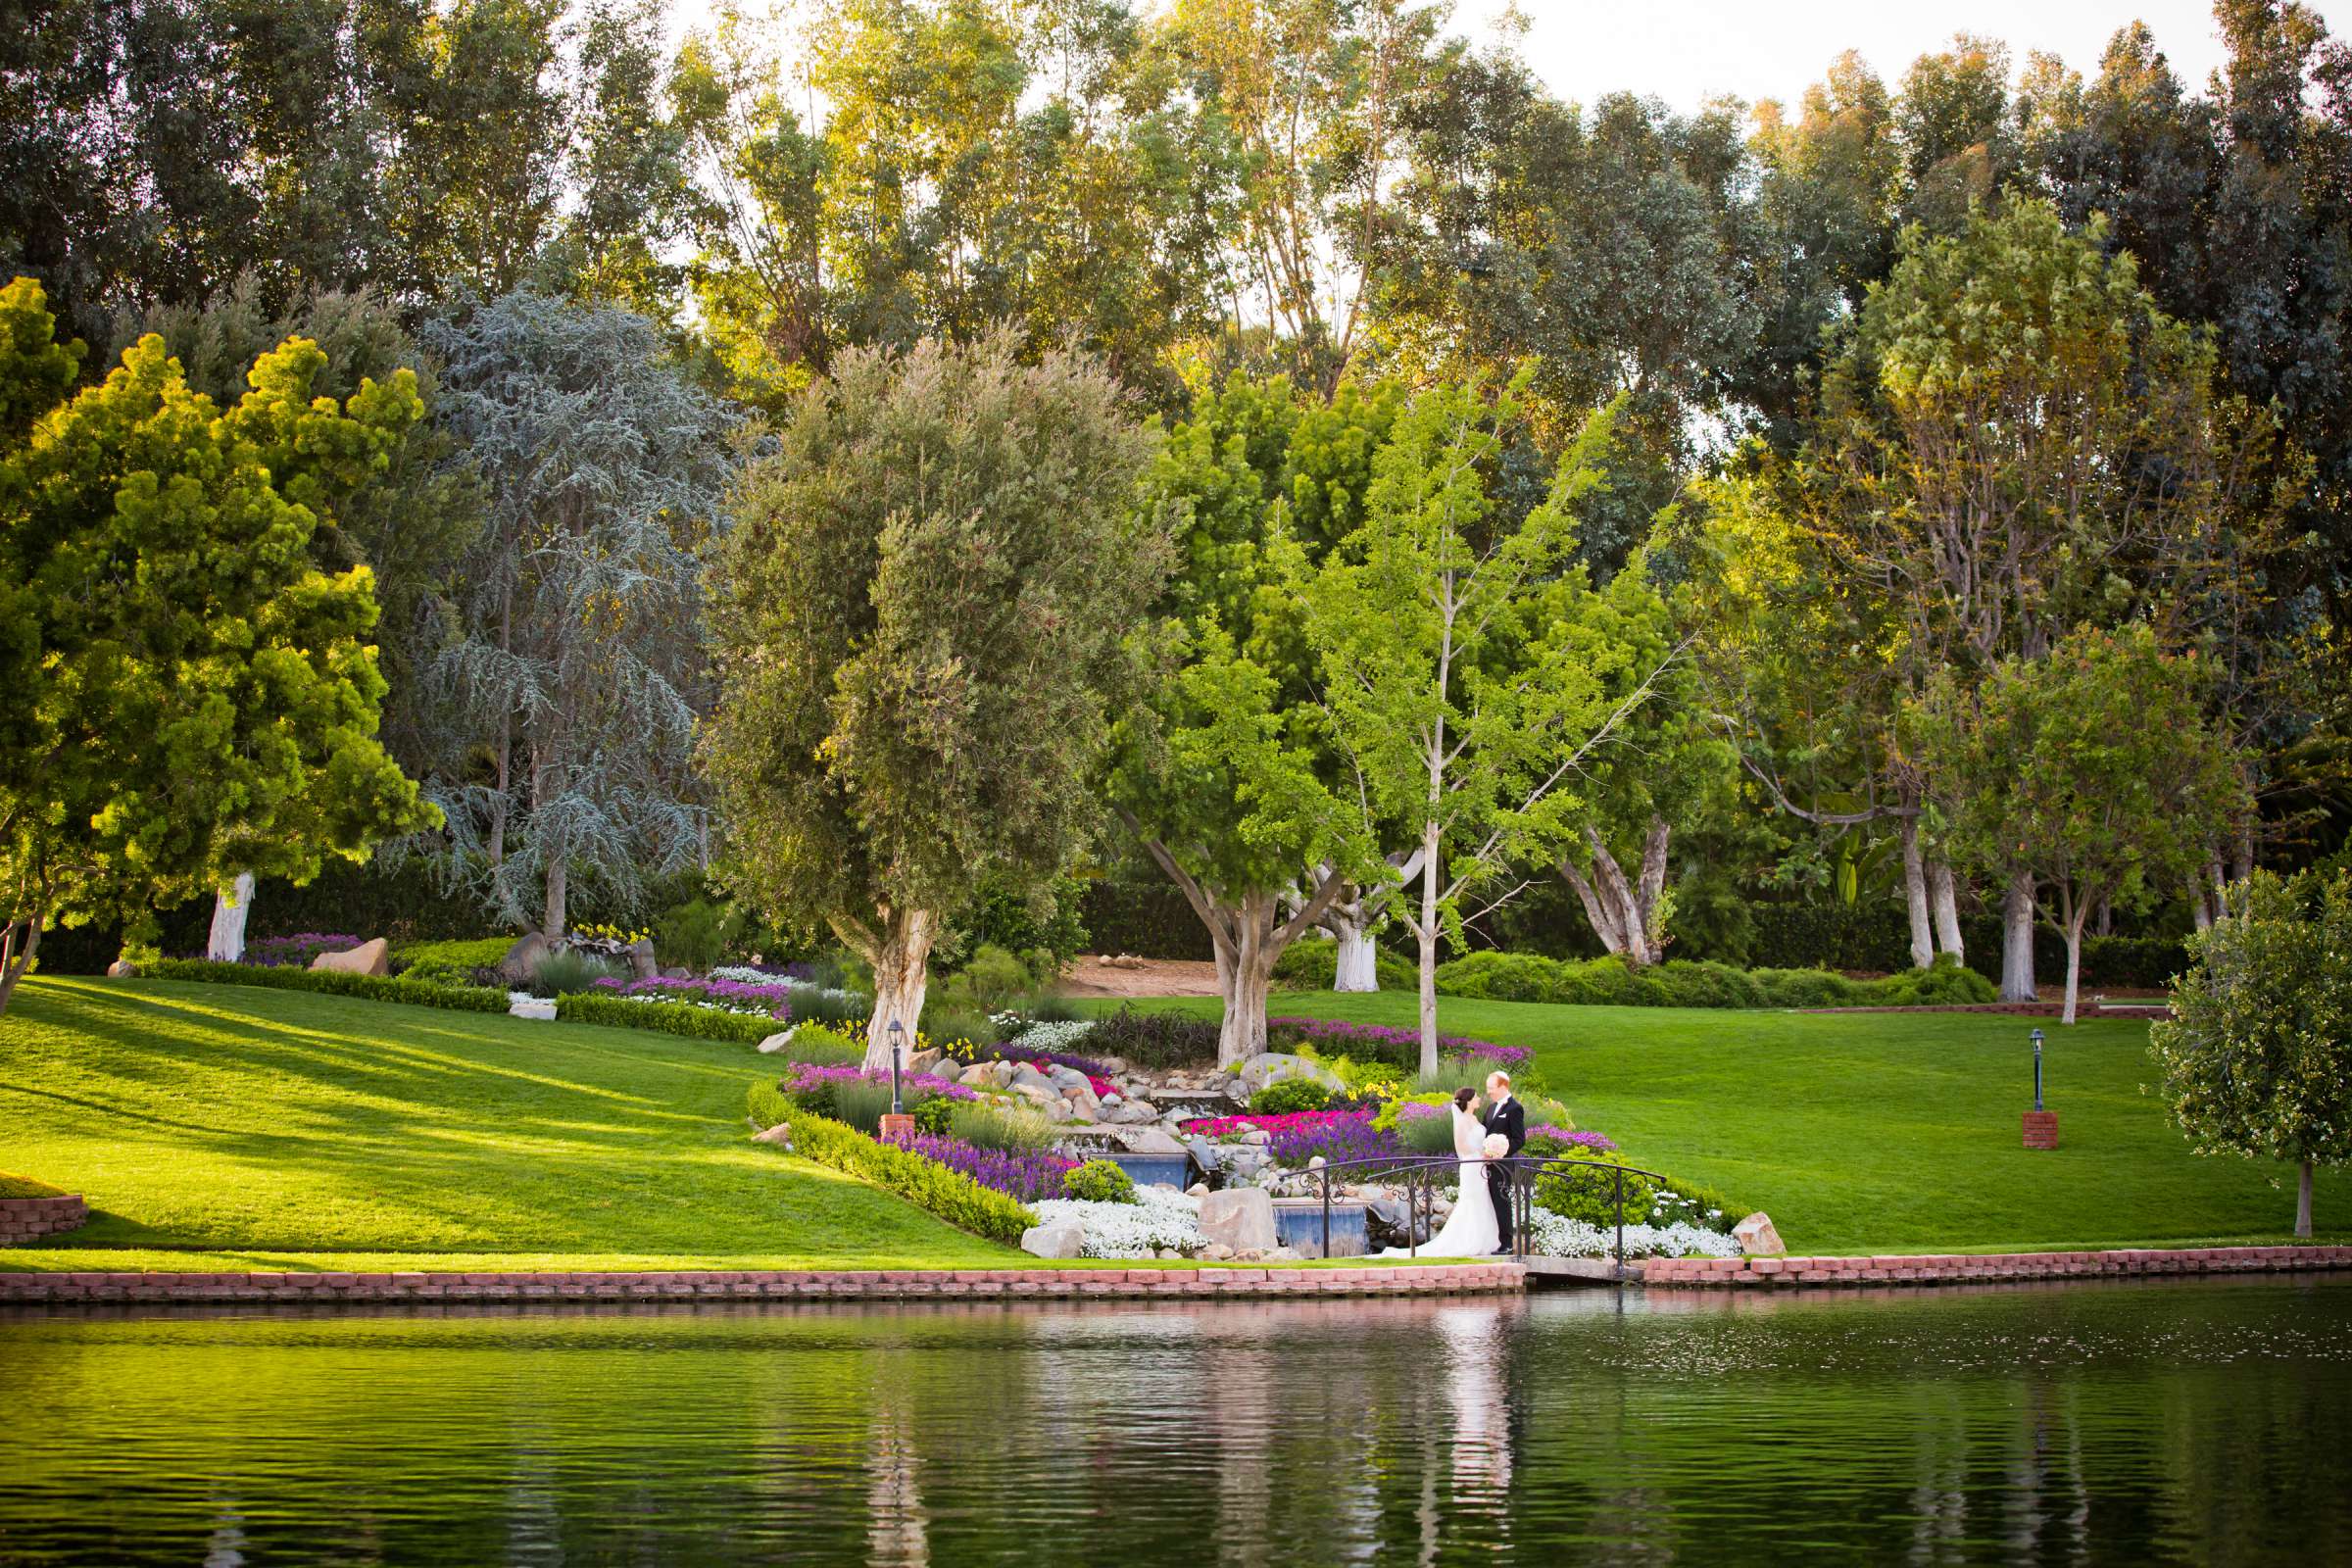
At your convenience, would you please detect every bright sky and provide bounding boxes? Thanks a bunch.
[1454,0,2351,113]
[671,1,2351,115]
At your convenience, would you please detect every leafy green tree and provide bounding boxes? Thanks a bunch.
[1914,626,2248,1023]
[0,277,433,1010]
[1108,370,1398,1061]
[2152,866,2352,1236]
[1291,381,1667,1070]
[419,292,736,937]
[706,333,1166,1065]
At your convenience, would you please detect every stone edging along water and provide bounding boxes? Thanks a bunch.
[0,1261,1527,1304]
[1636,1244,2352,1288]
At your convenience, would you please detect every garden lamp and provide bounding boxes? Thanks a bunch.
[888,1019,905,1114]
[2031,1027,2045,1112]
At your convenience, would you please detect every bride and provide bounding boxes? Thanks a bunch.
[1383,1087,1501,1258]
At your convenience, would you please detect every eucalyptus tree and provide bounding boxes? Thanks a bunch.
[706,333,1166,1066]
[420,291,736,937]
[1290,381,1670,1071]
[0,277,432,1010]
[1107,370,1402,1061]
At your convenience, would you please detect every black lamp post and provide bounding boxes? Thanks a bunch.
[888,1018,905,1115]
[2031,1027,2045,1112]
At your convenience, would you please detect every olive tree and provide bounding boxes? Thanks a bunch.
[705,333,1166,1066]
[2152,868,2352,1238]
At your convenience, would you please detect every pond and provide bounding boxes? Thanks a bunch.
[3,1277,2347,1565]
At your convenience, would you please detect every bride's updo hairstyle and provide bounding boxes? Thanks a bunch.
[1452,1087,1476,1110]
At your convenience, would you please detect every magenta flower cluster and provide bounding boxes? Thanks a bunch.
[1266,1016,1533,1070]
[591,973,797,1016]
[1528,1125,1617,1153]
[1182,1107,1367,1140]
[893,1132,1078,1202]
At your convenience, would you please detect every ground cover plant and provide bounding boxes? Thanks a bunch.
[0,978,1011,1272]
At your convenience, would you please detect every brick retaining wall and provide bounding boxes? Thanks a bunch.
[0,1260,1524,1304]
[0,1196,88,1246]
[1638,1245,2352,1289]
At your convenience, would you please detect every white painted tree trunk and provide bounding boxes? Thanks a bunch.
[206,871,257,963]
[1929,858,1964,962]
[1330,911,1380,991]
[1415,822,1443,1078]
[1900,817,1933,969]
[2059,896,2086,1025]
[863,908,937,1071]
[1999,870,2036,1004]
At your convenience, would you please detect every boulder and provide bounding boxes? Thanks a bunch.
[1199,1187,1278,1253]
[1119,1127,1187,1156]
[1020,1220,1086,1260]
[757,1030,795,1054]
[1234,1052,1345,1098]
[508,997,558,1021]
[497,933,551,987]
[957,1062,997,1088]
[626,937,658,981]
[1733,1212,1786,1256]
[752,1121,794,1150]
[1008,1062,1055,1095]
[311,938,389,977]
[906,1048,944,1076]
[105,959,137,979]
[662,965,693,980]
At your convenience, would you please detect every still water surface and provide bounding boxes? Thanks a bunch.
[2,1278,2347,1566]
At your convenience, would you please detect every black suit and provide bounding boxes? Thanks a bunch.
[1483,1096,1527,1250]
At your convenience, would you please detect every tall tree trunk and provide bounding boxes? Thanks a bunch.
[206,871,257,963]
[1999,870,2036,1004]
[2096,895,2112,938]
[2297,1157,2315,1239]
[1929,858,1965,961]
[2232,821,2255,886]
[863,907,936,1071]
[2059,890,2085,1026]
[1900,816,1933,970]
[544,856,567,941]
[0,912,42,1016]
[1416,822,1443,1077]
[489,586,513,866]
[2189,875,2214,933]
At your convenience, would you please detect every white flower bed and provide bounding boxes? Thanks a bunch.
[1525,1205,1742,1260]
[1030,1186,1203,1258]
[1004,1018,1100,1053]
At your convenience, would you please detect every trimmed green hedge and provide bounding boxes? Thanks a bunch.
[553,992,779,1043]
[391,937,516,986]
[141,958,511,1012]
[1433,951,1997,1009]
[0,1169,69,1200]
[747,1085,1035,1246]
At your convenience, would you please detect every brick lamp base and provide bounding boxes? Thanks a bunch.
[2022,1109,2059,1151]
[878,1113,916,1145]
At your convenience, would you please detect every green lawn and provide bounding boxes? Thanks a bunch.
[0,977,1015,1273]
[1131,991,2351,1254]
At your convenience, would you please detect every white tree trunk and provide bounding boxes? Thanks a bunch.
[207,871,257,963]
[2060,901,2085,1026]
[1330,910,1380,992]
[863,908,937,1071]
[1900,817,1933,969]
[1929,858,1964,961]
[2189,876,2214,933]
[544,856,567,940]
[1415,822,1443,1077]
[1999,870,2036,1004]
[1560,819,1671,967]
[2298,1158,2314,1239]
[1213,911,1280,1068]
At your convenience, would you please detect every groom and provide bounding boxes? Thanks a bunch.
[1483,1070,1526,1254]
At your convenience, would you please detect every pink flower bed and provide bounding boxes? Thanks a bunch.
[1180,1106,1373,1140]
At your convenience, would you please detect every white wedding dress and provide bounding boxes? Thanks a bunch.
[1383,1103,1499,1258]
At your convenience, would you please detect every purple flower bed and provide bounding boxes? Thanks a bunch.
[1266,1016,1534,1071]
[244,932,364,967]
[591,974,796,1016]
[1527,1126,1617,1153]
[1265,1107,1404,1168]
[780,1061,978,1103]
[894,1132,1078,1202]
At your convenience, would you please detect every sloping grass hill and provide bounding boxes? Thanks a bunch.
[0,977,1012,1273]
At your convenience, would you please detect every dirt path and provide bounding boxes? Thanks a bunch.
[1055,955,1222,999]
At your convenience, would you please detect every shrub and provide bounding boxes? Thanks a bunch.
[1430,949,1570,1003]
[392,937,516,987]
[776,1061,977,1121]
[779,1023,863,1063]
[1532,1149,1737,1234]
[1857,956,1997,1006]
[782,985,866,1026]
[553,992,776,1043]
[1431,949,1997,1011]
[1088,1005,1221,1069]
[1749,967,1860,1007]
[652,896,731,972]
[948,1101,1056,1152]
[531,950,624,998]
[745,1089,1036,1245]
[830,1077,899,1135]
[1061,1159,1136,1204]
[141,958,511,1013]
[910,1096,956,1136]
[920,1006,999,1052]
[1650,959,1766,1009]
[1393,1101,1459,1155]
[1249,1079,1332,1115]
